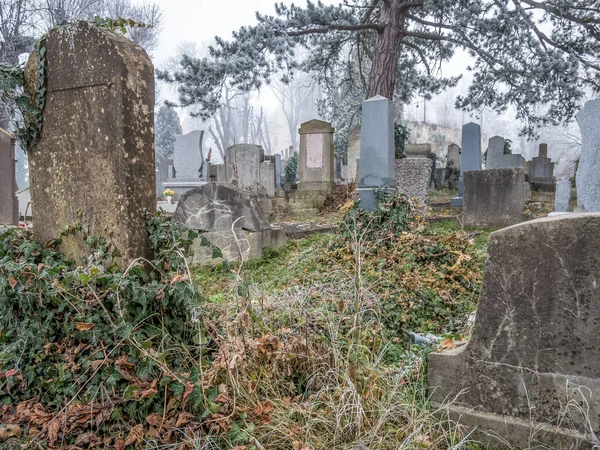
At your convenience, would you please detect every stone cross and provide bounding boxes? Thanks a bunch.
[24,22,155,265]
[357,96,395,210]
[576,98,600,211]
[0,128,18,225]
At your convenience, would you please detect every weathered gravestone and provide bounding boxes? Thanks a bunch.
[451,123,481,206]
[405,143,432,158]
[225,144,275,198]
[357,96,395,210]
[174,183,286,263]
[463,168,525,227]
[528,143,555,191]
[25,22,155,264]
[554,180,572,213]
[298,120,335,191]
[429,213,600,449]
[0,128,18,225]
[445,143,461,190]
[156,158,172,197]
[162,130,207,200]
[486,135,526,169]
[576,98,600,212]
[395,158,432,209]
[347,125,361,182]
[274,154,282,189]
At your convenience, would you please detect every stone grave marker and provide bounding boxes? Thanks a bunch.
[554,180,571,212]
[463,168,525,227]
[576,98,600,211]
[486,135,526,169]
[274,154,282,189]
[298,119,335,191]
[24,22,155,265]
[445,143,461,190]
[528,143,555,191]
[225,144,275,198]
[395,158,432,209]
[451,123,481,206]
[0,128,18,225]
[357,96,395,210]
[162,130,207,200]
[429,213,600,448]
[156,158,173,197]
[347,125,361,182]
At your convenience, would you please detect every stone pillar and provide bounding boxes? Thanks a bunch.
[298,119,335,191]
[0,129,18,225]
[451,122,481,207]
[576,98,600,211]
[24,22,155,265]
[554,180,571,212]
[357,96,395,210]
[274,154,282,189]
[347,125,361,182]
[445,143,461,190]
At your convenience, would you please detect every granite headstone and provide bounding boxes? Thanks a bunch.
[576,98,600,211]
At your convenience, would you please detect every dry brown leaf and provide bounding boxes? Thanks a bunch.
[125,424,143,446]
[145,413,164,428]
[182,382,194,406]
[75,322,94,331]
[47,419,61,446]
[113,439,126,450]
[0,424,22,441]
[7,276,17,289]
[5,369,19,377]
[440,338,456,349]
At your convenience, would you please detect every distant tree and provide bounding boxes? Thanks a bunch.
[155,105,181,163]
[159,0,600,140]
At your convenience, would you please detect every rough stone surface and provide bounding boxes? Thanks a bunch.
[554,180,572,212]
[224,144,275,197]
[428,213,600,449]
[529,144,555,191]
[0,128,18,225]
[174,183,271,232]
[486,135,526,170]
[358,96,395,210]
[405,143,431,158]
[463,168,525,227]
[347,125,361,182]
[298,119,335,191]
[576,98,600,211]
[395,158,432,208]
[24,22,155,264]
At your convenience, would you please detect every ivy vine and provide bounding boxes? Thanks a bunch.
[0,18,149,152]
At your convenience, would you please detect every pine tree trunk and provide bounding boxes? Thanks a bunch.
[367,0,406,99]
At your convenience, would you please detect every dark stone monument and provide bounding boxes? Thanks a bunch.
[463,168,525,227]
[429,213,600,449]
[0,128,18,225]
[451,123,481,206]
[528,143,555,191]
[24,22,155,265]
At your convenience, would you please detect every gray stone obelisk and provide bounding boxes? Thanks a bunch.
[451,122,481,207]
[357,96,395,210]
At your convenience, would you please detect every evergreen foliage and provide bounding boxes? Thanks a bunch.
[159,0,600,138]
[155,104,182,163]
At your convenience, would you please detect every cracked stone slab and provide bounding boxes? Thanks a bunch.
[428,213,600,449]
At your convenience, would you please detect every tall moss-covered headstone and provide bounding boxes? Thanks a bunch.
[25,22,155,265]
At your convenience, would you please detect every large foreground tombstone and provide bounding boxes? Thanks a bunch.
[463,168,525,227]
[357,96,395,210]
[298,120,335,191]
[25,22,155,264]
[576,98,600,211]
[0,129,18,225]
[451,122,481,206]
[429,213,600,448]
